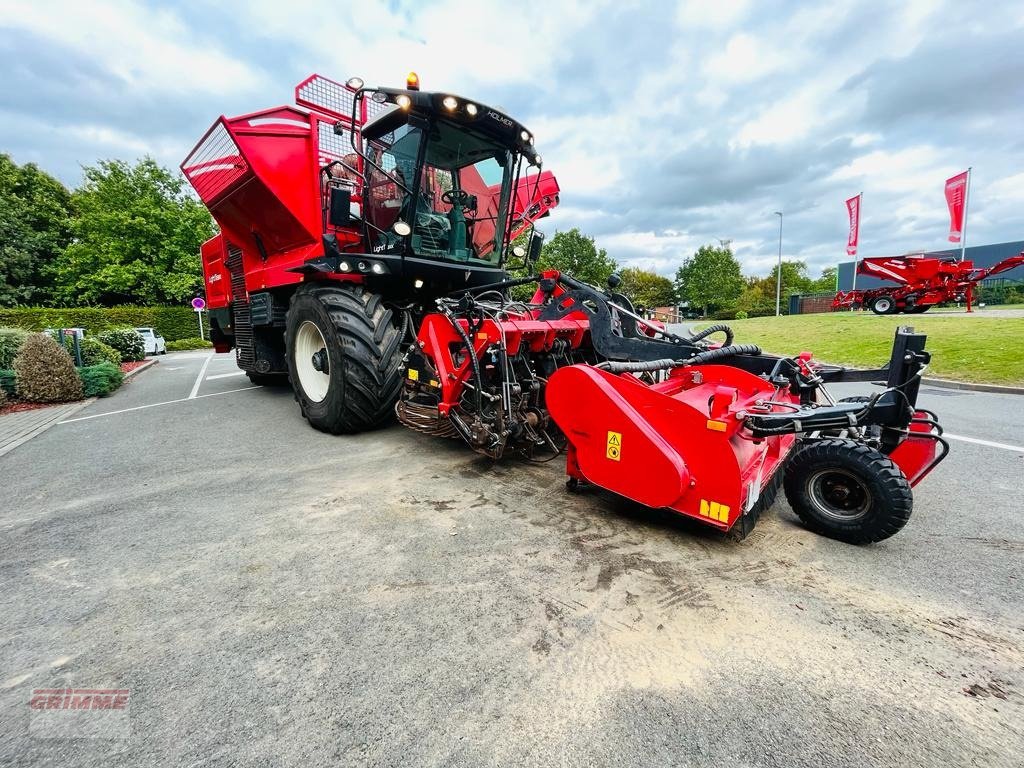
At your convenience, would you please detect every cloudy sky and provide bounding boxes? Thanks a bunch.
[2,0,1022,278]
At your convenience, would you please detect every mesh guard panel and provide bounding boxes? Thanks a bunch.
[181,121,247,204]
[295,75,356,121]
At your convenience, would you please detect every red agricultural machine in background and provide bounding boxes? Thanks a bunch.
[833,252,1024,314]
[182,73,559,433]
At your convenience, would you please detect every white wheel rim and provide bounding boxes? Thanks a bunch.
[295,320,330,403]
[876,299,891,312]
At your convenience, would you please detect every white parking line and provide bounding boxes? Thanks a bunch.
[944,433,1024,453]
[57,386,261,425]
[188,352,214,399]
[206,371,247,381]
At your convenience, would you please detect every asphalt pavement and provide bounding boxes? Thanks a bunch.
[0,350,1021,767]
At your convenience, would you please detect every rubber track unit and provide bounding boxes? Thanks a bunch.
[783,438,913,544]
[286,283,403,434]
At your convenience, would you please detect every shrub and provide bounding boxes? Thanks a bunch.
[0,384,6,408]
[78,362,124,398]
[0,328,30,369]
[51,335,123,367]
[13,333,84,403]
[0,369,15,397]
[710,309,738,321]
[734,310,749,320]
[97,329,145,362]
[166,337,213,351]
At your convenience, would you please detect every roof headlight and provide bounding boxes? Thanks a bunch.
[371,262,385,275]
[345,77,364,90]
[520,130,530,142]
[442,96,458,111]
[465,103,478,116]
[338,260,351,272]
[370,91,388,103]
[396,94,412,110]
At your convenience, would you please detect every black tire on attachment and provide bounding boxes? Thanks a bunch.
[284,283,403,434]
[905,304,930,314]
[783,438,912,544]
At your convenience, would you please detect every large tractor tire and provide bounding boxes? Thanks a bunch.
[284,283,403,434]
[869,295,897,315]
[783,439,912,544]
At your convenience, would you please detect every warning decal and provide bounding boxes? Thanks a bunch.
[606,431,622,461]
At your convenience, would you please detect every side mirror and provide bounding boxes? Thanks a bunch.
[527,230,545,266]
[328,187,351,227]
[607,272,622,289]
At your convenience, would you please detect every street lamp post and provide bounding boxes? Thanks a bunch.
[774,211,783,316]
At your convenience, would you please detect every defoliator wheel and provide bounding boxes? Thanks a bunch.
[783,438,913,544]
[284,282,403,434]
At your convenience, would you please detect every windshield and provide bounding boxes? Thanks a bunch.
[363,119,514,264]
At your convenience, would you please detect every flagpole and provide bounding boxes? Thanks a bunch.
[959,167,972,262]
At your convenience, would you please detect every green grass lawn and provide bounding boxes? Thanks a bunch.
[697,313,1024,385]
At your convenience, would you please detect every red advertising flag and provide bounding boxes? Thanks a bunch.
[845,194,861,256]
[945,171,969,243]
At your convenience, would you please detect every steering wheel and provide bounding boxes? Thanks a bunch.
[441,189,471,207]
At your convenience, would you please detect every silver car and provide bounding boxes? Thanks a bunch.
[135,327,167,355]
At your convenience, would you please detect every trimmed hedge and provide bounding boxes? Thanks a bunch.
[78,362,124,398]
[166,337,213,351]
[0,306,210,342]
[0,328,29,369]
[98,329,145,362]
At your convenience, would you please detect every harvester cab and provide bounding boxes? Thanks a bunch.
[315,73,548,296]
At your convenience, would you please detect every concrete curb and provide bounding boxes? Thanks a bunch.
[920,377,1024,396]
[0,398,96,459]
[123,358,158,380]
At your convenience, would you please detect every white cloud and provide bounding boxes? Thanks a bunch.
[0,0,265,95]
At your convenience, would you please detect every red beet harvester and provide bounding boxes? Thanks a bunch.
[184,74,947,545]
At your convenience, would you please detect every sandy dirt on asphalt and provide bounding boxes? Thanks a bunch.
[291,444,1023,766]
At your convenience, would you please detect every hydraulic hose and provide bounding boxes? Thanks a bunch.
[686,323,734,346]
[446,313,484,416]
[683,344,762,365]
[598,359,680,374]
[598,344,762,373]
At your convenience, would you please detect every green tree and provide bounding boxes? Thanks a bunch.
[809,266,838,292]
[50,157,215,306]
[674,244,744,316]
[618,267,676,309]
[736,275,777,316]
[767,260,816,298]
[0,154,73,306]
[534,228,618,287]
